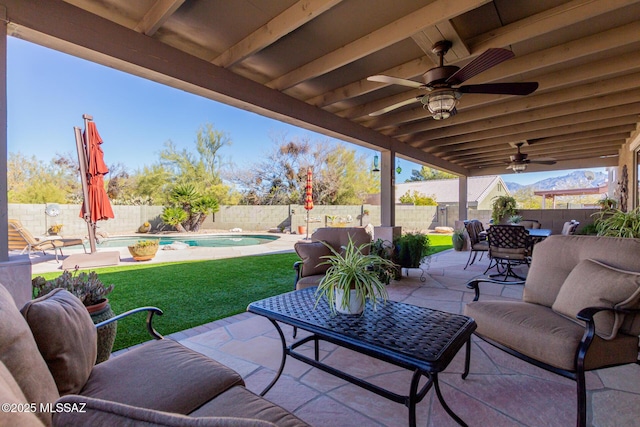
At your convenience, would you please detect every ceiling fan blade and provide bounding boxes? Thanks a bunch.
[529,160,557,165]
[458,82,538,95]
[367,75,424,88]
[368,96,423,116]
[446,48,514,84]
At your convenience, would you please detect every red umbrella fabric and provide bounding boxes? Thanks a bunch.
[82,122,114,223]
[304,168,313,211]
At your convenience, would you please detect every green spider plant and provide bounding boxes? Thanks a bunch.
[315,236,397,314]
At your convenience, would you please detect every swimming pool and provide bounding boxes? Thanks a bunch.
[97,234,279,248]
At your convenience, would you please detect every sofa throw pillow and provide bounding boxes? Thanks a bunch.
[294,241,332,277]
[552,259,640,340]
[21,289,97,395]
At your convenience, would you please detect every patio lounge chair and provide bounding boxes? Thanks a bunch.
[8,219,86,262]
[464,235,640,427]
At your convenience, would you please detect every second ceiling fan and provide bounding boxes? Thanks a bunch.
[368,40,538,119]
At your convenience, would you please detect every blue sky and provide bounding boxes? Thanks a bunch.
[7,37,597,186]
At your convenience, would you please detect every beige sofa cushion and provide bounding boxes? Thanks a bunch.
[311,227,371,255]
[524,235,640,307]
[0,284,59,426]
[21,289,97,396]
[81,339,243,415]
[190,386,310,427]
[294,241,331,277]
[0,361,45,427]
[464,300,639,371]
[53,395,278,427]
[552,259,640,340]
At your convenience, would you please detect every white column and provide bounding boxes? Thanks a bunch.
[0,7,8,261]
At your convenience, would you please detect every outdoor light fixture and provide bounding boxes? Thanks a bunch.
[423,89,459,120]
[512,164,527,173]
[372,155,380,172]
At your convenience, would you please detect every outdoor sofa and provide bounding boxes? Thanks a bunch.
[0,284,309,427]
[293,226,372,289]
[464,234,640,427]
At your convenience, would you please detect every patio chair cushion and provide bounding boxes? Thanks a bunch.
[294,241,331,277]
[524,235,640,308]
[552,259,640,340]
[53,395,278,427]
[80,338,244,415]
[190,386,309,427]
[0,284,59,426]
[464,300,639,371]
[21,289,97,396]
[0,361,45,427]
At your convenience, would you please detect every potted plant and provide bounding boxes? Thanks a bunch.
[508,214,523,224]
[451,228,465,251]
[32,269,116,363]
[128,239,160,261]
[593,207,640,238]
[137,221,151,233]
[491,195,518,224]
[48,224,63,235]
[315,236,397,315]
[394,232,430,269]
[597,196,617,211]
[370,238,400,282]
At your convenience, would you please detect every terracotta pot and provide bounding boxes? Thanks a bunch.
[87,299,116,364]
[128,243,159,261]
[297,225,307,235]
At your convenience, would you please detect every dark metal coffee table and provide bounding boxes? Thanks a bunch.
[248,287,476,427]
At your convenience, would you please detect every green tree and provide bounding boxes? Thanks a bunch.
[405,166,457,182]
[398,190,437,206]
[162,184,220,232]
[159,123,236,204]
[7,152,81,203]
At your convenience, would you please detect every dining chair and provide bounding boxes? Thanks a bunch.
[561,220,580,235]
[485,224,532,281]
[463,220,488,270]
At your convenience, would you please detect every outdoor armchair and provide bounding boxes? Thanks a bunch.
[8,219,86,262]
[0,283,309,427]
[463,235,640,427]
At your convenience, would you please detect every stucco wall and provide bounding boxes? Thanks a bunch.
[8,203,598,238]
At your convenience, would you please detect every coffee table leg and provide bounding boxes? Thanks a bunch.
[408,370,422,427]
[433,374,468,427]
[260,319,287,397]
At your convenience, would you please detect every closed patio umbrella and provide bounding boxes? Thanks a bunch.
[304,168,313,239]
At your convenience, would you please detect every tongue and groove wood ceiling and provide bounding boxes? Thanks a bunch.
[6,0,640,175]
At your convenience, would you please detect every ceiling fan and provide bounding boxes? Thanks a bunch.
[506,142,556,173]
[367,40,538,119]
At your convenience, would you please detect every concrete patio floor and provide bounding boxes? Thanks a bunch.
[114,245,639,426]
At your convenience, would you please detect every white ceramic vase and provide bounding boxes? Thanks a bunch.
[334,288,364,315]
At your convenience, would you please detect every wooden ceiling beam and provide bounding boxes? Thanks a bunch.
[419,114,640,153]
[405,85,640,142]
[266,0,490,91]
[134,0,185,36]
[356,21,640,130]
[212,0,342,68]
[467,0,640,53]
[446,134,631,162]
[388,58,640,139]
[459,139,626,167]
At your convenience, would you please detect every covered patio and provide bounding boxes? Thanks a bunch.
[117,248,639,427]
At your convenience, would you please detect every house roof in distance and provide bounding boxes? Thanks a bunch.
[396,176,509,205]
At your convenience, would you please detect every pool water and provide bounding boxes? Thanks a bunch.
[97,234,279,248]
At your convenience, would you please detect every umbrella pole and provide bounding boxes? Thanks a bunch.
[75,114,97,254]
[306,209,310,240]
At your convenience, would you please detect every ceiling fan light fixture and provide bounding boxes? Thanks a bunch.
[424,89,458,120]
[512,164,527,173]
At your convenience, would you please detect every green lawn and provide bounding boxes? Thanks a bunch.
[426,234,453,255]
[33,238,453,352]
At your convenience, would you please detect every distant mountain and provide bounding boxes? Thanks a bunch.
[505,170,607,193]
